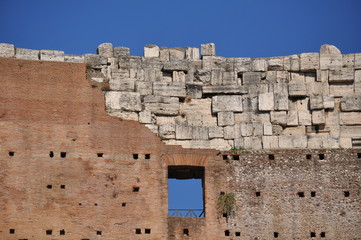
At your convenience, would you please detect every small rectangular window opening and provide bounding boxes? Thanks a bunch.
[9,151,15,156]
[60,185,65,189]
[225,230,230,236]
[122,202,126,206]
[344,191,350,197]
[306,154,312,159]
[233,155,240,160]
[47,185,52,189]
[183,229,189,236]
[223,155,228,160]
[10,229,15,234]
[96,231,102,235]
[320,232,326,238]
[135,229,141,234]
[97,153,103,157]
[235,232,241,236]
[268,154,275,160]
[60,229,65,235]
[133,154,138,160]
[133,187,140,192]
[145,229,151,234]
[49,151,54,158]
[274,232,279,238]
[256,191,261,197]
[319,154,325,160]
[310,232,316,238]
[60,152,66,158]
[145,154,150,159]
[297,192,305,197]
[311,191,316,197]
[46,230,52,235]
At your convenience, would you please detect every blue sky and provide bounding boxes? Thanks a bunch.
[1,0,361,58]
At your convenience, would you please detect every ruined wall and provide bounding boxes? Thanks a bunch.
[0,43,360,240]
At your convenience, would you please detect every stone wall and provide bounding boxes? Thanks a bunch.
[1,43,361,151]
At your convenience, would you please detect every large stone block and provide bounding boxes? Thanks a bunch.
[248,83,268,94]
[243,72,262,84]
[202,56,227,69]
[192,126,209,140]
[144,45,160,58]
[252,59,267,71]
[263,122,273,136]
[342,53,355,68]
[282,126,305,136]
[139,110,152,124]
[40,50,64,61]
[312,110,325,125]
[0,43,15,57]
[202,85,248,95]
[217,112,235,126]
[309,95,323,110]
[84,54,107,66]
[105,91,141,111]
[109,78,135,91]
[300,53,319,71]
[242,94,258,112]
[317,70,329,82]
[298,111,312,126]
[340,126,361,137]
[323,95,335,109]
[340,112,361,125]
[175,125,193,140]
[329,83,354,97]
[16,48,39,60]
[285,54,300,71]
[328,69,354,83]
[186,83,203,99]
[240,123,253,136]
[114,46,130,57]
[340,95,361,111]
[144,95,179,115]
[307,135,324,148]
[267,57,284,71]
[169,48,185,60]
[320,44,342,69]
[355,53,361,69]
[201,43,215,56]
[163,60,189,71]
[234,58,252,72]
[244,137,262,149]
[262,136,279,149]
[144,68,162,82]
[97,43,113,57]
[153,82,186,97]
[271,111,287,126]
[135,81,152,95]
[276,71,290,83]
[279,135,307,148]
[180,99,217,127]
[185,47,200,60]
[289,82,307,96]
[172,71,186,83]
[223,71,237,85]
[287,111,298,126]
[355,70,361,82]
[212,95,243,113]
[258,92,274,111]
[209,126,224,138]
[64,55,84,63]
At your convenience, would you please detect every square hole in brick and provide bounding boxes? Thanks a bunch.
[145,229,151,234]
[133,154,138,160]
[96,231,102,235]
[256,191,261,197]
[233,155,240,160]
[306,154,312,159]
[49,151,54,158]
[268,154,275,160]
[9,151,15,157]
[10,229,15,234]
[60,152,66,158]
[344,191,350,197]
[320,232,326,238]
[311,191,316,197]
[97,153,103,157]
[60,185,65,189]
[135,229,141,234]
[47,185,52,189]
[223,155,228,160]
[225,230,230,236]
[133,187,140,192]
[274,232,279,238]
[297,192,305,197]
[122,202,126,207]
[145,154,150,159]
[319,154,325,160]
[60,229,65,235]
[46,230,52,235]
[310,232,316,238]
[235,232,241,236]
[358,153,361,158]
[183,229,189,236]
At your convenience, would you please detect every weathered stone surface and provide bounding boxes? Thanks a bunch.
[282,126,305,136]
[64,54,84,63]
[0,43,15,57]
[252,59,267,71]
[16,48,39,60]
[217,112,235,126]
[97,43,113,57]
[312,110,325,125]
[212,95,243,113]
[144,68,162,82]
[355,53,361,69]
[298,111,312,126]
[240,123,253,136]
[248,83,268,94]
[163,60,189,71]
[242,94,258,112]
[84,54,107,66]
[300,53,319,71]
[271,111,287,126]
[172,71,186,82]
[202,56,226,69]
[258,92,274,111]
[263,122,273,136]
[153,82,186,97]
[320,44,342,69]
[185,47,200,60]
[113,46,130,57]
[243,72,262,84]
[139,110,152,124]
[144,95,179,115]
[279,135,307,148]
[317,70,329,82]
[355,70,361,82]
[39,50,65,61]
[342,54,355,68]
[289,82,307,96]
[340,95,361,111]
[235,112,270,123]
[276,71,290,83]
[201,43,215,56]
[186,83,203,98]
[323,95,335,109]
[109,78,135,91]
[340,112,361,125]
[135,81,152,95]
[202,85,247,95]
[159,124,176,139]
[192,126,209,140]
[107,110,139,121]
[287,111,298,126]
[180,99,217,127]
[105,91,141,111]
[262,136,279,148]
[267,57,284,71]
[329,69,354,83]
[222,71,237,85]
[209,126,224,138]
[169,48,185,60]
[244,137,262,149]
[144,45,160,58]
[310,95,323,110]
[329,83,354,97]
[234,58,252,72]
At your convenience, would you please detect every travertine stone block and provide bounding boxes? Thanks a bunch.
[112,68,130,78]
[158,124,176,139]
[84,54,107,66]
[210,69,223,85]
[217,112,235,126]
[144,45,160,58]
[253,123,263,136]
[234,138,244,148]
[0,43,15,57]
[340,112,361,125]
[203,85,248,95]
[310,95,323,110]
[267,57,284,71]
[305,72,316,82]
[235,112,270,123]
[263,122,273,136]
[300,53,319,71]
[192,126,209,140]
[97,43,113,57]
[290,72,305,82]
[169,48,185,60]
[114,46,130,57]
[242,137,262,149]
[289,82,307,96]
[289,54,300,71]
[240,123,253,136]
[172,71,186,82]
[145,124,158,134]
[180,99,217,127]
[317,70,329,82]
[16,48,39,60]
[298,111,312,125]
[212,95,243,113]
[355,82,361,93]
[234,58,252,72]
[105,91,141,111]
[355,70,361,82]
[248,83,268,94]
[108,110,139,121]
[153,82,186,97]
[201,43,215,56]
[139,110,152,124]
[322,136,339,148]
[340,95,361,111]
[185,47,200,60]
[342,54,355,68]
[266,71,277,82]
[243,72,262,84]
[64,55,84,63]
[39,50,64,61]
[323,95,335,109]
[329,83,354,97]
[340,126,361,137]
[355,53,361,69]
[143,68,162,82]
[202,56,227,69]
[307,136,323,148]
[144,95,179,115]
[242,94,258,112]
[109,78,135,91]
[209,126,224,138]
[186,83,203,99]
[282,126,305,136]
[159,48,170,61]
[129,68,145,80]
[307,82,328,95]
[258,92,274,111]
[287,111,298,126]
[274,94,288,111]
[279,135,307,148]
[339,137,352,148]
[271,111,287,126]
[272,125,283,135]
[252,59,267,71]
[163,60,189,71]
[276,71,290,83]
[224,126,235,139]
[176,125,193,139]
[325,111,340,126]
[135,81,152,95]
[312,110,325,125]
[194,69,211,83]
[262,136,279,149]
[223,71,237,85]
[320,44,342,70]
[329,69,354,83]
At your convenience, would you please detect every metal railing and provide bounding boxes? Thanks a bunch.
[168,209,205,218]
